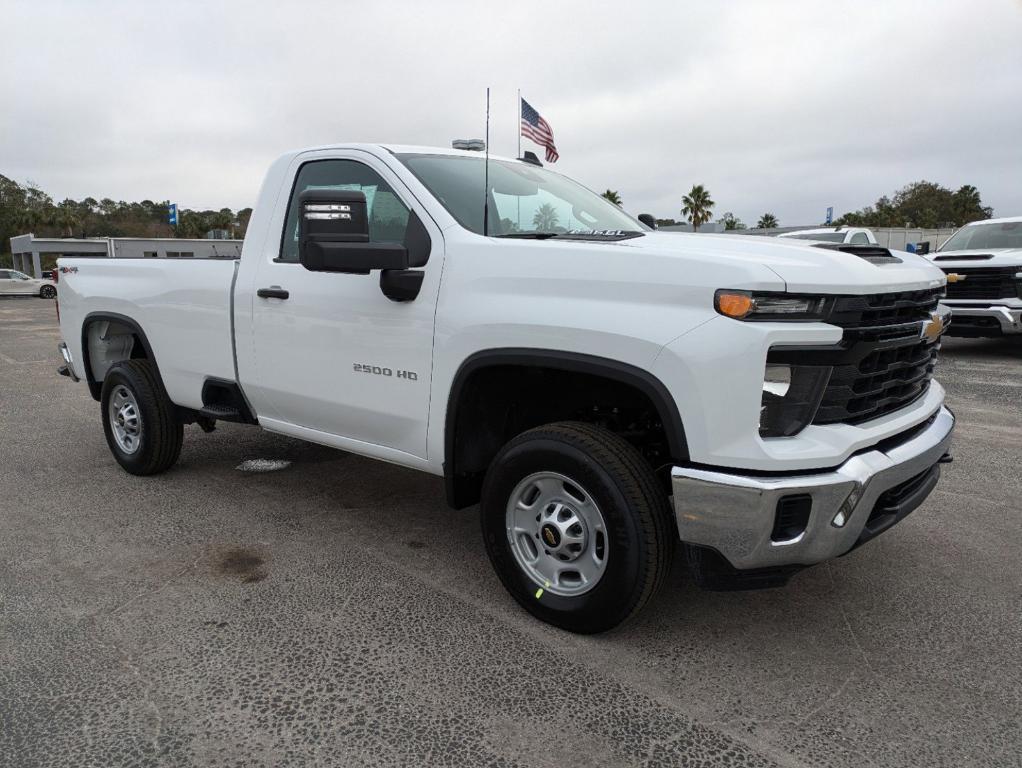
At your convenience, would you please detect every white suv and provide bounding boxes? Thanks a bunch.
[0,269,56,298]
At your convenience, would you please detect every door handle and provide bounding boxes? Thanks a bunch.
[257,287,289,300]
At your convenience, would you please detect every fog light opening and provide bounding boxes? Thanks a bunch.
[771,494,812,543]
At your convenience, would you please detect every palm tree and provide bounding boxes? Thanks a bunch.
[56,199,80,237]
[756,213,779,229]
[533,203,560,232]
[681,185,714,231]
[601,189,622,206]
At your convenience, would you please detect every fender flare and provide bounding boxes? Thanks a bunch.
[443,348,689,507]
[80,312,161,401]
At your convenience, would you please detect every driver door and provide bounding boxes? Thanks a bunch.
[242,151,444,460]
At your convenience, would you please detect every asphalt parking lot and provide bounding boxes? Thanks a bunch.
[1,298,1020,768]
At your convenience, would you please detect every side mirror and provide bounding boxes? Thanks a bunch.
[638,213,657,230]
[298,190,408,274]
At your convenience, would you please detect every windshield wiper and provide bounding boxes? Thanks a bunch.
[493,232,561,239]
[494,230,645,241]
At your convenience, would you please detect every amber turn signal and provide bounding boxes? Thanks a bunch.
[715,292,754,319]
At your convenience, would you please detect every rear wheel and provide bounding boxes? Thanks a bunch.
[481,422,674,634]
[101,359,183,475]
[39,284,56,299]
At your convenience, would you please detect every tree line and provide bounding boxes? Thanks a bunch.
[0,173,252,261]
[601,179,993,232]
[2,171,995,264]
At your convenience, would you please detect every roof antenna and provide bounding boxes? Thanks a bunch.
[483,87,490,237]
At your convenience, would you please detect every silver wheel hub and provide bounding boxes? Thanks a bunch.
[108,385,142,454]
[506,471,608,597]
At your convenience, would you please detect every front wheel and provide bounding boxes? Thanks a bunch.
[39,284,56,299]
[481,422,674,634]
[101,359,183,475]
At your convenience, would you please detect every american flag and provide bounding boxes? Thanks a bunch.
[520,97,559,162]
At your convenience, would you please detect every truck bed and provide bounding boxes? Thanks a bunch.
[57,257,239,410]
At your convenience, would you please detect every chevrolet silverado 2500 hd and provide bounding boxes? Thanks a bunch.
[926,216,1022,337]
[55,144,955,633]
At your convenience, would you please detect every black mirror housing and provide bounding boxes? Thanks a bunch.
[638,213,657,230]
[298,189,409,274]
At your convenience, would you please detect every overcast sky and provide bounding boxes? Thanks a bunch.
[3,0,1020,226]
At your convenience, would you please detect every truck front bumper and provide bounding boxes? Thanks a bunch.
[671,406,954,570]
[943,302,1022,336]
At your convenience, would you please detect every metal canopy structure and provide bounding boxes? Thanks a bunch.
[9,234,108,276]
[9,234,243,277]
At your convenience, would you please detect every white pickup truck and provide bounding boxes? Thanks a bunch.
[777,227,878,246]
[925,216,1022,337]
[55,144,955,633]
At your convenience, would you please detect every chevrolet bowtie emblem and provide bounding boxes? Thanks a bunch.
[921,312,945,341]
[945,273,966,283]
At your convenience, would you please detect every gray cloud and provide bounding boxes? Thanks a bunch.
[3,0,1020,225]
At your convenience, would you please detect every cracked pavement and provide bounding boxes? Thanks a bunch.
[1,299,1020,767]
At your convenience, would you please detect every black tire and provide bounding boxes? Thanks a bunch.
[100,359,183,475]
[39,284,56,299]
[481,421,674,634]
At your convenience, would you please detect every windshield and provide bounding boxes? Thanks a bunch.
[939,221,1022,251]
[397,154,644,238]
[786,232,846,242]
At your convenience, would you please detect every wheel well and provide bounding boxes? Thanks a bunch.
[445,352,687,509]
[81,314,155,401]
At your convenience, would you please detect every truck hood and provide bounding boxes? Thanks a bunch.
[928,247,1022,268]
[617,232,946,294]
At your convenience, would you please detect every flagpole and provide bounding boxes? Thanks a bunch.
[516,88,521,228]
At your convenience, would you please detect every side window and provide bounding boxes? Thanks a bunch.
[850,232,869,245]
[0,271,10,279]
[279,159,411,263]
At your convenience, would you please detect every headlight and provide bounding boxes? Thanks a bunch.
[715,290,832,321]
[760,362,831,437]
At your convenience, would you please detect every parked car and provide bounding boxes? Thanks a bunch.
[0,269,56,298]
[777,227,878,245]
[926,216,1022,337]
[53,143,955,633]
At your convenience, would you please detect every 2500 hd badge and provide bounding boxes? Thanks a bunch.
[353,363,418,381]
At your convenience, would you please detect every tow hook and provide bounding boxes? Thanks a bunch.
[938,452,953,464]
